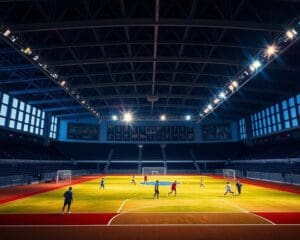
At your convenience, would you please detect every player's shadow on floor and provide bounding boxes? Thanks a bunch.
[217,195,237,197]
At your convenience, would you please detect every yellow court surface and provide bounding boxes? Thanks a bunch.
[0,176,299,214]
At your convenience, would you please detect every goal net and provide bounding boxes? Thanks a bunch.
[223,169,236,182]
[142,167,166,176]
[56,170,72,184]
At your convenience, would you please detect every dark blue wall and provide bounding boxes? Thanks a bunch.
[58,118,239,143]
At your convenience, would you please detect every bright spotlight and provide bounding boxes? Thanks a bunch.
[286,29,297,40]
[213,98,220,104]
[112,115,118,121]
[10,36,17,42]
[232,81,239,88]
[265,44,278,58]
[23,47,32,55]
[33,55,39,61]
[228,81,239,91]
[160,114,166,121]
[123,112,133,122]
[60,80,66,86]
[207,104,213,110]
[249,60,262,72]
[51,73,58,79]
[185,115,191,121]
[218,92,226,99]
[204,108,210,114]
[3,29,11,37]
[81,100,86,104]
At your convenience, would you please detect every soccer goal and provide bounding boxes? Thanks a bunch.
[56,170,72,184]
[142,167,166,176]
[223,169,236,182]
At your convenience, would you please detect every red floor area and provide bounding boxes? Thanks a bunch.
[254,212,300,224]
[0,212,299,225]
[210,174,300,194]
[0,175,100,204]
[0,213,116,225]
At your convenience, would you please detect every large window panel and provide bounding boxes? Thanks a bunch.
[0,91,46,137]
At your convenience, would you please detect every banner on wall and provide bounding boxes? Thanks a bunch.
[202,123,232,141]
[67,123,99,140]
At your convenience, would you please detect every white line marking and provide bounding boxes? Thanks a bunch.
[221,199,276,225]
[220,199,248,213]
[107,204,158,226]
[117,198,134,213]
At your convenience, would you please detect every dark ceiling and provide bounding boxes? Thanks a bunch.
[0,0,300,120]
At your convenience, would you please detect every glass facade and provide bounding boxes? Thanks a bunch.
[0,92,9,127]
[49,116,58,139]
[8,97,45,136]
[251,103,282,138]
[240,94,300,140]
[239,118,247,140]
[0,90,59,138]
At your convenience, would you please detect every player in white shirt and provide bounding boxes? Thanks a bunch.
[224,182,234,196]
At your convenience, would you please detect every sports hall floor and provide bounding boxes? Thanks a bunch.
[0,175,299,240]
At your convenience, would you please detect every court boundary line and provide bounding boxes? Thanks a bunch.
[107,204,161,225]
[2,211,298,215]
[221,199,276,225]
[1,224,300,227]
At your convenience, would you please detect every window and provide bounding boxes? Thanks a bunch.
[2,93,46,136]
[251,94,300,138]
[282,97,298,129]
[0,92,10,127]
[239,118,247,140]
[49,116,58,139]
[251,102,281,137]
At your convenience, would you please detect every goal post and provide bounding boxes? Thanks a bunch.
[223,169,236,182]
[56,170,72,184]
[142,167,166,176]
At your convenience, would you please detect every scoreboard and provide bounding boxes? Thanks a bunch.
[67,123,99,140]
[107,125,194,142]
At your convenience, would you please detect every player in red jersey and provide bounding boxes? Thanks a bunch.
[144,175,148,184]
[168,180,177,197]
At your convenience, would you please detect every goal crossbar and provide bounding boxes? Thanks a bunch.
[56,170,72,184]
[223,169,236,182]
[142,167,166,176]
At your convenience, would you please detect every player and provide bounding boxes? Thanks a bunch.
[144,175,148,184]
[61,187,73,214]
[99,177,105,190]
[168,180,177,197]
[200,176,205,188]
[153,180,159,199]
[131,175,136,185]
[224,182,234,196]
[236,180,242,195]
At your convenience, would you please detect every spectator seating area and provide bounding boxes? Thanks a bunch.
[0,141,65,160]
[1,139,300,187]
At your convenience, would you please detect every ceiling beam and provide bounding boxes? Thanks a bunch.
[0,64,37,72]
[9,87,62,95]
[11,19,283,33]
[8,81,290,97]
[49,56,245,67]
[28,97,74,105]
[0,41,264,53]
[43,105,83,112]
[2,58,299,72]
[0,71,233,85]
